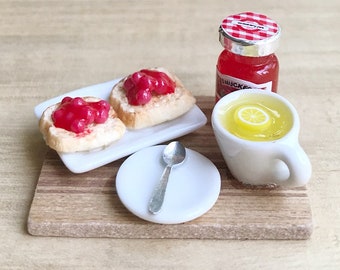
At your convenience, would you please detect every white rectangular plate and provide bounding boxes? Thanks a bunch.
[34,79,207,173]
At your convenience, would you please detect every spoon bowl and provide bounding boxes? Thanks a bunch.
[163,141,186,166]
[148,141,186,214]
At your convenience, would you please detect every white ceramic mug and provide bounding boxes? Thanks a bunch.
[211,89,312,187]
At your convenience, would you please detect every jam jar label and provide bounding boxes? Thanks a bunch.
[216,70,272,100]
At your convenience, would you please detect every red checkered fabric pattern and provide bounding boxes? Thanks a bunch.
[221,12,279,42]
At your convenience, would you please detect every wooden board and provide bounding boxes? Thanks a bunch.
[27,97,313,240]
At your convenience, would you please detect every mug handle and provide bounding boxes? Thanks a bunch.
[274,143,312,187]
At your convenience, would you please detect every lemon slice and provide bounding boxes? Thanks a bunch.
[234,105,270,131]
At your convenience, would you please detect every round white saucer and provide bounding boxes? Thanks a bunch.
[115,145,221,224]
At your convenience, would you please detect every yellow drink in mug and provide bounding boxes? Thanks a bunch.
[211,89,312,187]
[219,95,293,141]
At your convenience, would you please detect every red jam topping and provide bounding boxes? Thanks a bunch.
[52,97,110,134]
[123,69,176,105]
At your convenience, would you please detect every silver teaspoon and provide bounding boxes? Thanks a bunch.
[148,141,186,214]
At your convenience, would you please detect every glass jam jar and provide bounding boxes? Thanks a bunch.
[216,12,281,101]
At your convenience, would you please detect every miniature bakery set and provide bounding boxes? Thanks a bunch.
[28,12,313,240]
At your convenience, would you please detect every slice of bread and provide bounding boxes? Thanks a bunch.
[39,97,126,153]
[109,67,196,129]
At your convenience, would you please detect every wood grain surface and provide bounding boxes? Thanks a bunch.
[27,97,312,240]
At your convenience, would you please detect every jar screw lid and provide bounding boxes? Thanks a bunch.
[219,12,281,57]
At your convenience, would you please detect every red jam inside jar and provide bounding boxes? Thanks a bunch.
[52,97,110,134]
[123,69,176,105]
[216,12,281,101]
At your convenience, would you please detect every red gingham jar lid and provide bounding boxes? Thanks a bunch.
[219,12,281,57]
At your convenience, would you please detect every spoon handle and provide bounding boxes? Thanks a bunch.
[148,165,172,214]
